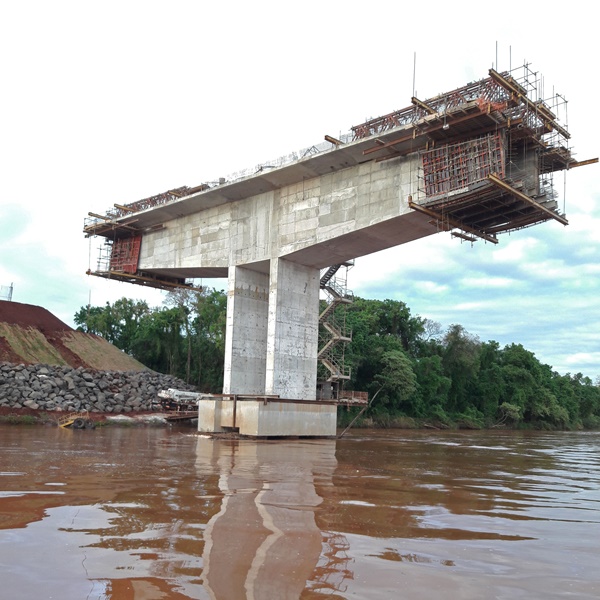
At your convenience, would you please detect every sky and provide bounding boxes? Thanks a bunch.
[1,1,598,380]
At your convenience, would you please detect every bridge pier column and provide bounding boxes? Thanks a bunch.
[223,265,269,395]
[223,259,320,400]
[265,258,319,400]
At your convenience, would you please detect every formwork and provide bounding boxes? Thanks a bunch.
[109,236,142,274]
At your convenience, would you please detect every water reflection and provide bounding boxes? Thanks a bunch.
[196,438,347,599]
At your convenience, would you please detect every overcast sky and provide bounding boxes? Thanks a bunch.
[1,1,598,380]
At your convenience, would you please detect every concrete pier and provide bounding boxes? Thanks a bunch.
[223,266,269,395]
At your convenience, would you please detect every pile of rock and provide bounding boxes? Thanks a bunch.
[0,362,197,413]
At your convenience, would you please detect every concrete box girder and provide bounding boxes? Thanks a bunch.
[137,156,433,275]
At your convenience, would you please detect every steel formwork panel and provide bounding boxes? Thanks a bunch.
[421,133,505,199]
[109,236,142,274]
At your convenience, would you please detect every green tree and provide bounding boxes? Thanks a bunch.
[165,288,200,383]
[131,307,185,375]
[441,324,481,413]
[413,355,451,418]
[74,298,149,353]
[472,341,505,424]
[73,290,598,429]
[374,349,418,413]
[189,288,227,390]
[74,302,117,341]
[111,297,150,354]
[500,344,571,428]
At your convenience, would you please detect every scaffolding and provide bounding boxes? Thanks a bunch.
[83,185,209,238]
[349,64,587,242]
[317,263,354,401]
[352,64,570,143]
[88,237,196,292]
[83,63,592,246]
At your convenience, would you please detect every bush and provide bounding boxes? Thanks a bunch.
[0,413,38,425]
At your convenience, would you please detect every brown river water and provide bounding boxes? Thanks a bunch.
[0,425,599,600]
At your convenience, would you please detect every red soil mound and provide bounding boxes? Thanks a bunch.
[0,300,71,333]
[0,300,146,371]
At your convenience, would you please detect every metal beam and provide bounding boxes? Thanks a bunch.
[114,203,136,212]
[86,269,200,292]
[408,199,498,244]
[487,174,569,226]
[363,130,418,156]
[489,69,571,140]
[451,231,477,243]
[363,104,485,156]
[88,212,111,221]
[324,134,343,146]
[411,96,436,115]
[568,157,599,169]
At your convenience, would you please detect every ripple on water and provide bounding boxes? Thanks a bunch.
[0,491,66,498]
[339,500,377,507]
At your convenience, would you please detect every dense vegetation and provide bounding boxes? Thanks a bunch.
[75,291,600,430]
[75,290,226,392]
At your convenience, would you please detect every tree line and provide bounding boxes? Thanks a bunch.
[75,290,226,392]
[75,291,600,430]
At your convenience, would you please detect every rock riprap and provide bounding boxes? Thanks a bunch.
[0,362,196,413]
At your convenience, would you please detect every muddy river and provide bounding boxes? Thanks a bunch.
[0,425,598,599]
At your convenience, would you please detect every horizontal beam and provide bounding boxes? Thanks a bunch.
[83,218,140,236]
[324,134,343,146]
[86,269,201,292]
[411,96,436,115]
[88,212,110,221]
[451,231,477,243]
[114,203,136,212]
[408,199,498,244]
[363,104,484,157]
[487,174,569,226]
[568,157,599,169]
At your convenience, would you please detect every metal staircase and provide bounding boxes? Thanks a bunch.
[317,262,353,399]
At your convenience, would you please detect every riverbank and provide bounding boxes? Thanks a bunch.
[3,361,597,432]
[3,405,597,432]
[0,406,186,427]
[0,361,196,414]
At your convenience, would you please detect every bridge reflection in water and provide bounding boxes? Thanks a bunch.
[196,438,351,599]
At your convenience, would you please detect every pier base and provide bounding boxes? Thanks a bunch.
[197,398,337,437]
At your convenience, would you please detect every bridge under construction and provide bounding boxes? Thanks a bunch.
[84,64,596,436]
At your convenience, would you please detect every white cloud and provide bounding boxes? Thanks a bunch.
[414,281,449,294]
[453,301,488,312]
[492,237,540,263]
[460,276,516,289]
[564,353,600,368]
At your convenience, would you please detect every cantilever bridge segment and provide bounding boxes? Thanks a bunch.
[84,65,596,436]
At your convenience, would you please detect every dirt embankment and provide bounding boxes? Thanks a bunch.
[0,300,146,371]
